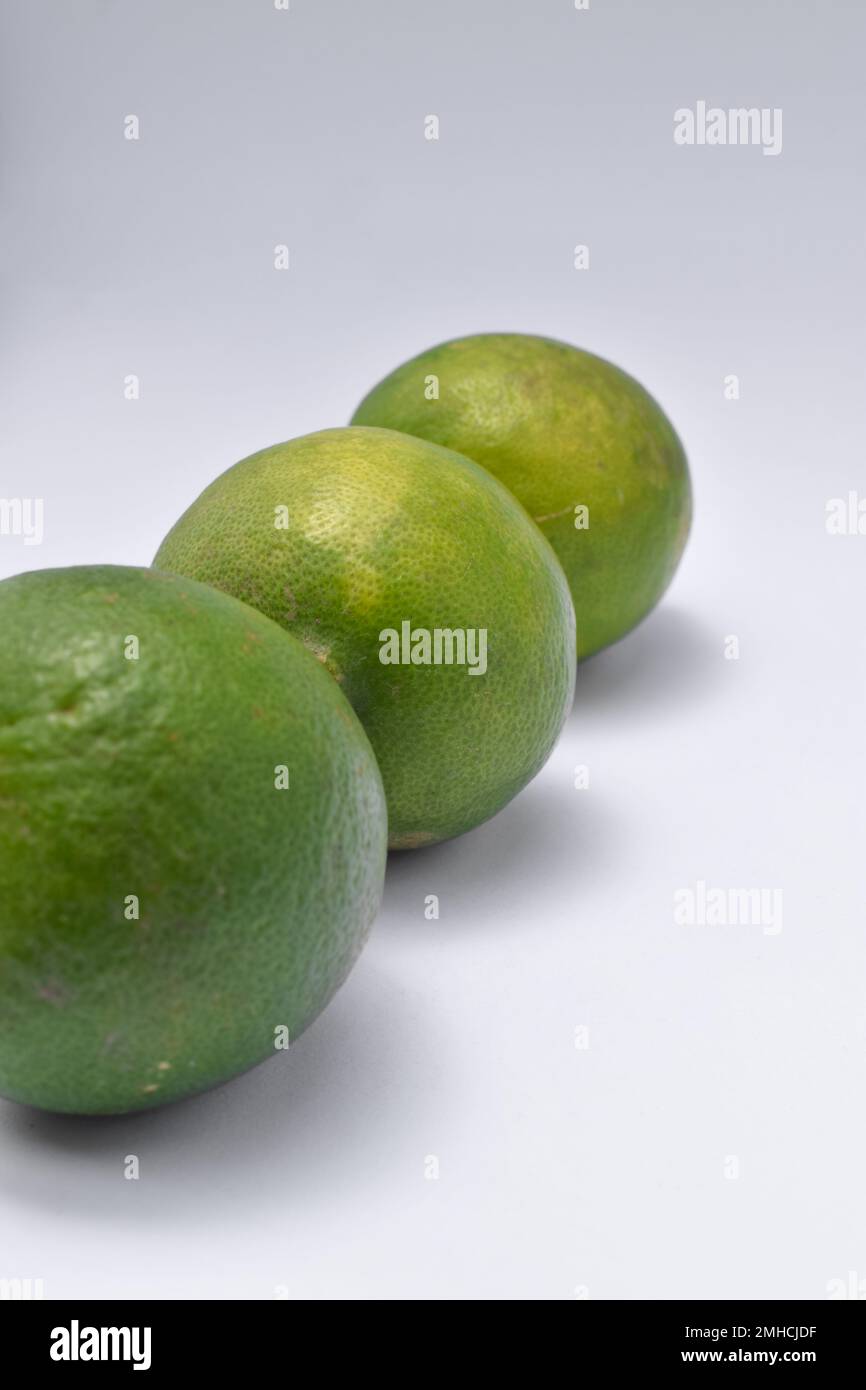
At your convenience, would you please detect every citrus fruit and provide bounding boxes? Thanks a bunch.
[351,333,692,660]
[154,426,576,849]
[0,565,386,1114]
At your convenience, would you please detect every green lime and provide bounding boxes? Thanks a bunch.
[351,333,692,660]
[155,426,576,849]
[0,565,386,1114]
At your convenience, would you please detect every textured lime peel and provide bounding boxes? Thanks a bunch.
[155,426,576,848]
[351,334,692,660]
[0,566,387,1114]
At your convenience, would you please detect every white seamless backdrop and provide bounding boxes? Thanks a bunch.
[0,0,864,1300]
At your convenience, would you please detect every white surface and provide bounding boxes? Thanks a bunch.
[1,0,864,1300]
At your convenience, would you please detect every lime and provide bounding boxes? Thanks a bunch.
[155,426,576,849]
[351,334,692,659]
[0,565,386,1114]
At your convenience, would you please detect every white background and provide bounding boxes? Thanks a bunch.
[1,1,864,1299]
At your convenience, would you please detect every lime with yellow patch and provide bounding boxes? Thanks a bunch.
[351,333,692,660]
[0,565,386,1114]
[154,426,576,849]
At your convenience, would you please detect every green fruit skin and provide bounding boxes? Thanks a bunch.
[0,566,386,1114]
[154,427,576,850]
[351,334,692,661]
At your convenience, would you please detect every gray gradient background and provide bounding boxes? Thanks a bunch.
[1,0,864,1300]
